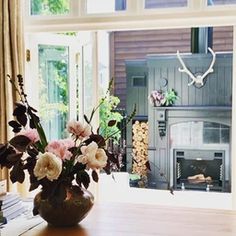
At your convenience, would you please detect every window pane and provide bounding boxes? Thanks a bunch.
[208,0,236,5]
[38,45,69,140]
[98,32,109,96]
[87,0,126,14]
[145,0,187,9]
[31,0,70,16]
[203,129,220,143]
[83,43,93,118]
[221,128,230,143]
[203,122,220,128]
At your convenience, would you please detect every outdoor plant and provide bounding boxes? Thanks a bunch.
[99,94,123,144]
[149,89,178,107]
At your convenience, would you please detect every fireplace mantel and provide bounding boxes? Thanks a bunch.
[147,104,231,191]
[154,106,232,111]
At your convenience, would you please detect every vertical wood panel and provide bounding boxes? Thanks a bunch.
[226,65,232,104]
[216,67,224,105]
[114,27,233,108]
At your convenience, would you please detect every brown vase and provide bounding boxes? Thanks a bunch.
[33,188,94,227]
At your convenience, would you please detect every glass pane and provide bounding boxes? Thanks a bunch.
[145,0,187,9]
[98,32,109,96]
[83,43,93,118]
[38,44,69,140]
[221,128,230,143]
[87,0,126,14]
[203,129,220,143]
[203,122,220,128]
[208,0,236,5]
[170,121,203,147]
[31,0,70,16]
[171,121,229,146]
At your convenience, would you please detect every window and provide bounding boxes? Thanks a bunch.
[208,0,236,6]
[38,44,69,140]
[170,121,230,147]
[203,122,230,144]
[86,0,126,14]
[26,32,110,139]
[26,33,78,140]
[30,0,70,16]
[145,0,187,9]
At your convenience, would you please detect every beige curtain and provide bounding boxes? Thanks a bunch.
[0,0,25,194]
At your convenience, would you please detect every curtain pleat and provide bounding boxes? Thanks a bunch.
[0,0,26,195]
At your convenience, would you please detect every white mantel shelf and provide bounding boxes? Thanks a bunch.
[154,106,232,111]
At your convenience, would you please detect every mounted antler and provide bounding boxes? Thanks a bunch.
[176,47,216,87]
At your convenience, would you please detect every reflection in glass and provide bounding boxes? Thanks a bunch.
[208,0,236,5]
[145,0,187,9]
[170,121,230,147]
[87,0,126,14]
[83,44,93,118]
[203,129,220,144]
[38,44,69,140]
[31,0,70,16]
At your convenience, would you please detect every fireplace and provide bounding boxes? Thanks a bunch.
[173,149,225,191]
[144,107,231,192]
[169,118,231,192]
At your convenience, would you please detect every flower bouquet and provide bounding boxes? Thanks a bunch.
[0,75,135,226]
[149,89,178,107]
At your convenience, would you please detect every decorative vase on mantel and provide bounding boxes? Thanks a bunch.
[33,187,94,227]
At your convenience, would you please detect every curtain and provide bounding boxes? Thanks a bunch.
[0,0,25,195]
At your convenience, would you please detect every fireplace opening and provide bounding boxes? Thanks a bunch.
[174,149,225,192]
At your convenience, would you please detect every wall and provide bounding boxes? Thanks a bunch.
[110,26,233,108]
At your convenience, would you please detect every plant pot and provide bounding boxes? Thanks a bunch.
[33,188,94,227]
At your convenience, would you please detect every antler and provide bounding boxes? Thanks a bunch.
[176,51,197,86]
[201,47,216,80]
[176,47,216,87]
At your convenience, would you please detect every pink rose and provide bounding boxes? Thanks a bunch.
[18,128,39,143]
[67,120,91,140]
[46,138,74,160]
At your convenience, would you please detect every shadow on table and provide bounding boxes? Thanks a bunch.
[28,224,89,236]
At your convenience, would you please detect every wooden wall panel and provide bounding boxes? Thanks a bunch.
[111,26,233,108]
[147,53,232,107]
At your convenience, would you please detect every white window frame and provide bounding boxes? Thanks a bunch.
[24,33,78,121]
[24,0,236,32]
[24,0,236,209]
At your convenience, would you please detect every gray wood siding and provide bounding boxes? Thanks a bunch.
[111,26,233,108]
[147,53,232,106]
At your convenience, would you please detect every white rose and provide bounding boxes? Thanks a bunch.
[34,152,62,181]
[77,142,108,170]
[88,148,108,170]
[77,141,98,165]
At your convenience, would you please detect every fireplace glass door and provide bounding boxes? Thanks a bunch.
[170,121,230,192]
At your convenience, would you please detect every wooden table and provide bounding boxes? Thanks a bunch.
[22,202,236,236]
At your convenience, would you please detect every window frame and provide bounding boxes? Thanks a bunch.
[24,0,236,209]
[24,0,236,32]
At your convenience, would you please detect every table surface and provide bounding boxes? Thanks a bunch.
[21,202,236,236]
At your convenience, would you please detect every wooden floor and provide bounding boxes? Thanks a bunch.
[21,202,236,236]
